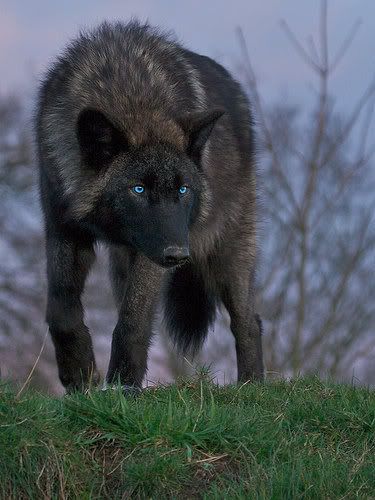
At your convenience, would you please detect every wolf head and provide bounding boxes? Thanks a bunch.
[74,108,223,267]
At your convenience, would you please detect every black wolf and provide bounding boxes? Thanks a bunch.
[35,21,263,392]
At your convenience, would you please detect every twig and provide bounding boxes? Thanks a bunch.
[330,19,362,73]
[280,20,321,72]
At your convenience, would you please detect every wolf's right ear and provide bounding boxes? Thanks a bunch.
[77,109,127,168]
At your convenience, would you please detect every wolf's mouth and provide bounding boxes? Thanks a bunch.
[160,256,190,269]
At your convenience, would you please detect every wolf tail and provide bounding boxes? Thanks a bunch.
[164,264,217,355]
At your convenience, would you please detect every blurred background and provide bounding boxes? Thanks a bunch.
[0,0,374,392]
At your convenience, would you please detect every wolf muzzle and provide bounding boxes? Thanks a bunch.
[162,245,190,267]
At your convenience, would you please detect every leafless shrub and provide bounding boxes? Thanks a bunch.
[237,0,375,380]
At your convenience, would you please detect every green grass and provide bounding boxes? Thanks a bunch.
[0,376,374,499]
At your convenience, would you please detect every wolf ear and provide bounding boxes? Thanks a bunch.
[179,108,225,165]
[77,109,127,168]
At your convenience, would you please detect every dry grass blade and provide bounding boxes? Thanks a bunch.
[16,327,49,399]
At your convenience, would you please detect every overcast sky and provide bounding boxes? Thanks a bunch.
[1,0,374,115]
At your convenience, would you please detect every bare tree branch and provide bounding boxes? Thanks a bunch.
[280,20,321,73]
[240,1,375,381]
[330,19,362,73]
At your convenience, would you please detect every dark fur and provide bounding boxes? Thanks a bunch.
[35,21,264,392]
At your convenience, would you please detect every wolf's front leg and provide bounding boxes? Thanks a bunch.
[46,235,99,392]
[106,253,164,389]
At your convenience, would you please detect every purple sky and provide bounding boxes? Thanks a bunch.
[1,0,374,115]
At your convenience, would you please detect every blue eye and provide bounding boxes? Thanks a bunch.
[179,186,188,195]
[132,185,145,194]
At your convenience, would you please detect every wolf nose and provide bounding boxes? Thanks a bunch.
[163,246,190,266]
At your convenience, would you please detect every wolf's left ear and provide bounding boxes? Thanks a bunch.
[179,108,225,165]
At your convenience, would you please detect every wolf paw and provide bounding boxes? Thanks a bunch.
[101,382,142,397]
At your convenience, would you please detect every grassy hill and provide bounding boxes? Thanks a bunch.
[0,376,374,499]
